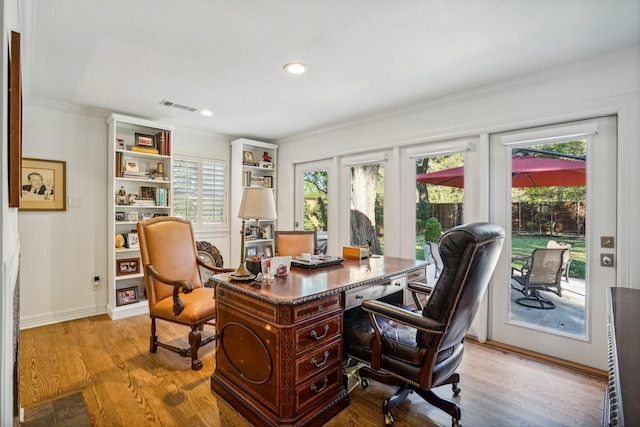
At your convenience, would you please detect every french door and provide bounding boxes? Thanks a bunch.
[489,116,617,370]
[294,160,333,254]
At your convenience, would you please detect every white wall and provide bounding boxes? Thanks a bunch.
[277,48,640,337]
[18,102,232,328]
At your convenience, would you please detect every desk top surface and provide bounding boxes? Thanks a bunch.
[213,256,426,304]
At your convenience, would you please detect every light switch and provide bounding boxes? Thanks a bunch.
[68,195,83,207]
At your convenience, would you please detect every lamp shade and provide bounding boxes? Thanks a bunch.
[237,187,277,220]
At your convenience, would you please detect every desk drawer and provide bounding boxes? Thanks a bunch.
[295,365,342,413]
[293,294,341,323]
[295,340,341,383]
[295,313,342,353]
[345,276,407,310]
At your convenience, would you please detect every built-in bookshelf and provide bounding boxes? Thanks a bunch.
[230,138,278,266]
[107,114,174,320]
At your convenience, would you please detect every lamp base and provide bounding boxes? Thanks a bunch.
[229,262,256,281]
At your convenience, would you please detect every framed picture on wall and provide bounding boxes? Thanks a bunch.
[19,158,66,211]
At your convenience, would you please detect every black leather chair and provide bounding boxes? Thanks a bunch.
[344,222,504,426]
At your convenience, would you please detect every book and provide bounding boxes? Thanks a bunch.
[131,145,159,155]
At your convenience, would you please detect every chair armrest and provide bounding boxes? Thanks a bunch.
[407,279,433,310]
[196,258,235,273]
[146,264,193,316]
[361,299,445,334]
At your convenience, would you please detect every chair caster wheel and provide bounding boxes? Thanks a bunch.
[361,378,369,388]
[384,413,394,425]
[452,382,461,395]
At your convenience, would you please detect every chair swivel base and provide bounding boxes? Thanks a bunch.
[516,290,555,310]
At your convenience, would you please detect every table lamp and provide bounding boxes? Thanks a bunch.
[229,187,278,281]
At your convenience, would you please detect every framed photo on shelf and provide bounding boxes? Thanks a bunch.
[140,212,154,221]
[124,158,139,172]
[262,223,273,239]
[262,176,273,188]
[127,211,139,222]
[264,245,273,258]
[127,232,140,249]
[116,258,140,276]
[243,150,256,165]
[116,139,126,150]
[135,133,155,148]
[127,194,138,205]
[115,211,126,221]
[245,246,258,259]
[116,286,140,306]
[19,158,66,211]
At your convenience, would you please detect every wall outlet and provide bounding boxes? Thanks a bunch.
[92,275,102,290]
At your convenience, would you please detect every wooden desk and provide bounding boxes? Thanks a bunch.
[210,256,427,427]
[604,288,640,427]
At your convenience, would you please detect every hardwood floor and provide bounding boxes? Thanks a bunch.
[20,314,606,426]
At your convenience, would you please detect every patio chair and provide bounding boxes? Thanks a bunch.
[546,240,572,282]
[511,248,567,309]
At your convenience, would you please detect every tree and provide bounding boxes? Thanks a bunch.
[350,165,382,254]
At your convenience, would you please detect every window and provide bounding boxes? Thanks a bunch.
[172,155,227,229]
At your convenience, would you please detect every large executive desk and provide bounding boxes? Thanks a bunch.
[210,256,427,427]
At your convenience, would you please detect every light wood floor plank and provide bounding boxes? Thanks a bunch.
[20,314,606,426]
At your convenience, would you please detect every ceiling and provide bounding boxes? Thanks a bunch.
[20,0,640,141]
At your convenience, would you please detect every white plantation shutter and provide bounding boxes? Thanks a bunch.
[173,155,227,228]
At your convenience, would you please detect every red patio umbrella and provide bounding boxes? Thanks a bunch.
[416,156,586,188]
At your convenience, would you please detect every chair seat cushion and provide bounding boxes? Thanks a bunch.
[344,306,428,367]
[150,287,216,323]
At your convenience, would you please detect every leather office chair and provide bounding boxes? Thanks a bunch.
[344,222,504,426]
[137,217,234,370]
[274,230,318,257]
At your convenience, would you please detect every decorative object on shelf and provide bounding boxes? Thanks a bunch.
[245,246,258,259]
[230,187,277,281]
[243,150,256,166]
[116,186,127,205]
[263,176,273,188]
[115,212,125,222]
[264,245,273,258]
[140,212,154,221]
[156,161,164,178]
[261,223,273,239]
[116,139,125,150]
[19,158,66,211]
[132,133,158,154]
[259,151,273,168]
[124,158,139,172]
[116,258,140,276]
[127,194,138,205]
[127,232,140,249]
[127,211,139,222]
[115,234,125,249]
[116,286,139,306]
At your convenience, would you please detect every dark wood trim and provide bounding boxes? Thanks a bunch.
[8,31,22,208]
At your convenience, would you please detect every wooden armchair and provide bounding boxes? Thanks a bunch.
[274,230,318,257]
[137,216,234,370]
[344,223,504,426]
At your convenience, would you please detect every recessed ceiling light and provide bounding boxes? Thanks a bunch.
[283,63,308,74]
[200,110,213,117]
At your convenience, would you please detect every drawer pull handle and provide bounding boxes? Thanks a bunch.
[310,325,329,340]
[317,304,323,311]
[310,376,329,393]
[394,281,402,286]
[355,295,364,300]
[311,351,330,368]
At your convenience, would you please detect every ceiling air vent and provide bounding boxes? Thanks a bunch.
[159,99,198,113]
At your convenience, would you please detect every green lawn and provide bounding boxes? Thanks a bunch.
[415,233,585,279]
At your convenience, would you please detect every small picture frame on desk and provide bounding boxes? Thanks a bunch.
[116,286,139,306]
[116,258,140,276]
[135,133,155,148]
